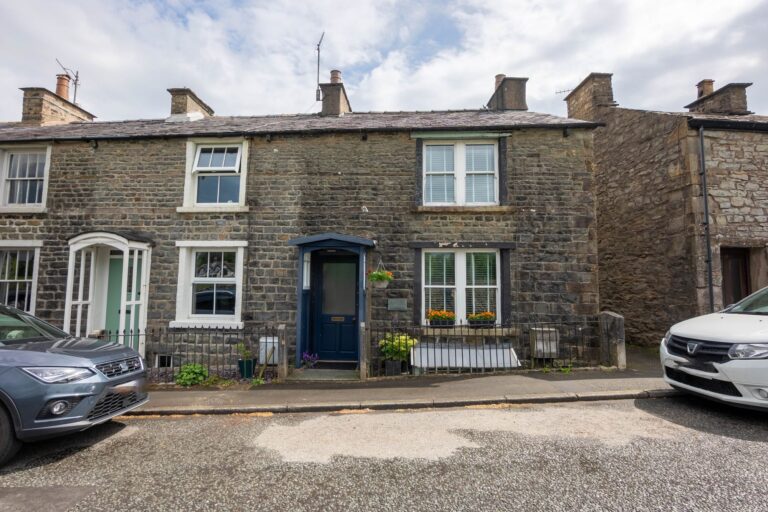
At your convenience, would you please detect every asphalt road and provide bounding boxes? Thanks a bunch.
[0,395,766,512]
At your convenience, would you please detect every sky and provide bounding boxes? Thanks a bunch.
[0,0,766,122]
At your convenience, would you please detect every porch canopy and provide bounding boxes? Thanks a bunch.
[288,232,375,369]
[64,231,154,353]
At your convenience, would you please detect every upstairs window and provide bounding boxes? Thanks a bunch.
[424,141,498,206]
[179,139,249,212]
[194,146,242,204]
[0,148,51,211]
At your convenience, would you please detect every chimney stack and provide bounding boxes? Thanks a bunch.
[19,74,95,125]
[697,79,714,98]
[166,88,214,122]
[319,70,352,116]
[684,80,752,115]
[495,74,506,90]
[55,74,71,101]
[486,75,528,111]
[564,72,617,121]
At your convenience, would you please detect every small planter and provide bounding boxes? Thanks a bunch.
[372,280,390,289]
[238,359,256,379]
[384,359,405,376]
[468,321,494,329]
[430,319,455,327]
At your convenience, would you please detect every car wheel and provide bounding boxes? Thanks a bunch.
[0,405,21,466]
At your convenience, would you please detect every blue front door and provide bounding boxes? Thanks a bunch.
[311,254,358,361]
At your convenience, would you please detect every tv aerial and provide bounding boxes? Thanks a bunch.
[55,58,81,103]
[315,32,325,101]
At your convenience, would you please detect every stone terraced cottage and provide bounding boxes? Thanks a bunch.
[567,73,768,346]
[0,71,601,373]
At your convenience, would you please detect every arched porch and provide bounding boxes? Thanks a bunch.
[63,231,153,355]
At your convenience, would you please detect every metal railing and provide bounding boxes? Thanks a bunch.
[100,326,283,383]
[367,320,606,377]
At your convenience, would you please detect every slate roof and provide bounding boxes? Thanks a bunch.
[684,112,768,131]
[0,110,597,142]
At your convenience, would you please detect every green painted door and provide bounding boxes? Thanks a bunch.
[105,255,142,348]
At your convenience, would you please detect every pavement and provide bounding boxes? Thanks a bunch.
[134,345,675,414]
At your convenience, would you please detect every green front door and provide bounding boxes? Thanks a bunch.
[105,254,141,347]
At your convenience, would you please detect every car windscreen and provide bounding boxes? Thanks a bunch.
[726,288,768,315]
[0,307,68,345]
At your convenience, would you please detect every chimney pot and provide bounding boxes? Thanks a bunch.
[495,74,506,90]
[330,70,342,84]
[55,74,71,101]
[697,79,714,98]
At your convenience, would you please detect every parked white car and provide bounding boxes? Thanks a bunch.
[660,286,768,410]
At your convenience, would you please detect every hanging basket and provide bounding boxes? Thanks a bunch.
[372,280,390,289]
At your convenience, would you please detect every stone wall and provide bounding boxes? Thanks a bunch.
[0,128,599,344]
[696,129,768,310]
[590,109,699,345]
[567,74,768,345]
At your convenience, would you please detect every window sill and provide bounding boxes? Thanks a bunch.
[176,205,249,213]
[414,205,514,214]
[169,319,244,329]
[0,206,47,214]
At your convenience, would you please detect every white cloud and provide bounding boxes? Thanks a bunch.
[0,0,765,121]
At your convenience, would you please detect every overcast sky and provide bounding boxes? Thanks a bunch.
[1,0,766,122]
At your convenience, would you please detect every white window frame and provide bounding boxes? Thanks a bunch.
[170,240,247,329]
[0,240,42,314]
[177,138,249,213]
[421,248,500,325]
[0,146,51,213]
[423,140,498,206]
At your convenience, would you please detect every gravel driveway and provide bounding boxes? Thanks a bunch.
[0,395,766,511]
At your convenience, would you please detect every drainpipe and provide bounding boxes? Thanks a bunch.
[698,126,715,312]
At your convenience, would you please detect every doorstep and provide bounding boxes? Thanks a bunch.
[286,368,360,382]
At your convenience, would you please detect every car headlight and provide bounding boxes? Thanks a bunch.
[22,367,95,383]
[661,331,671,347]
[728,344,768,360]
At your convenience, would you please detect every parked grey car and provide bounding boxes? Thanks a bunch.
[0,304,148,465]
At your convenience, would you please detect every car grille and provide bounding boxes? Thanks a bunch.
[666,335,731,364]
[87,392,142,420]
[96,357,142,378]
[665,367,742,397]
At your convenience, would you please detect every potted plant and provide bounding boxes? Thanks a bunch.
[368,270,393,289]
[302,351,319,368]
[427,309,456,327]
[378,332,418,376]
[467,311,496,328]
[236,343,256,379]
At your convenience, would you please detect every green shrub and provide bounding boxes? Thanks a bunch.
[378,332,418,362]
[175,363,208,387]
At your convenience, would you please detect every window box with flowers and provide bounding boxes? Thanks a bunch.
[368,270,393,289]
[467,311,496,328]
[427,309,456,327]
